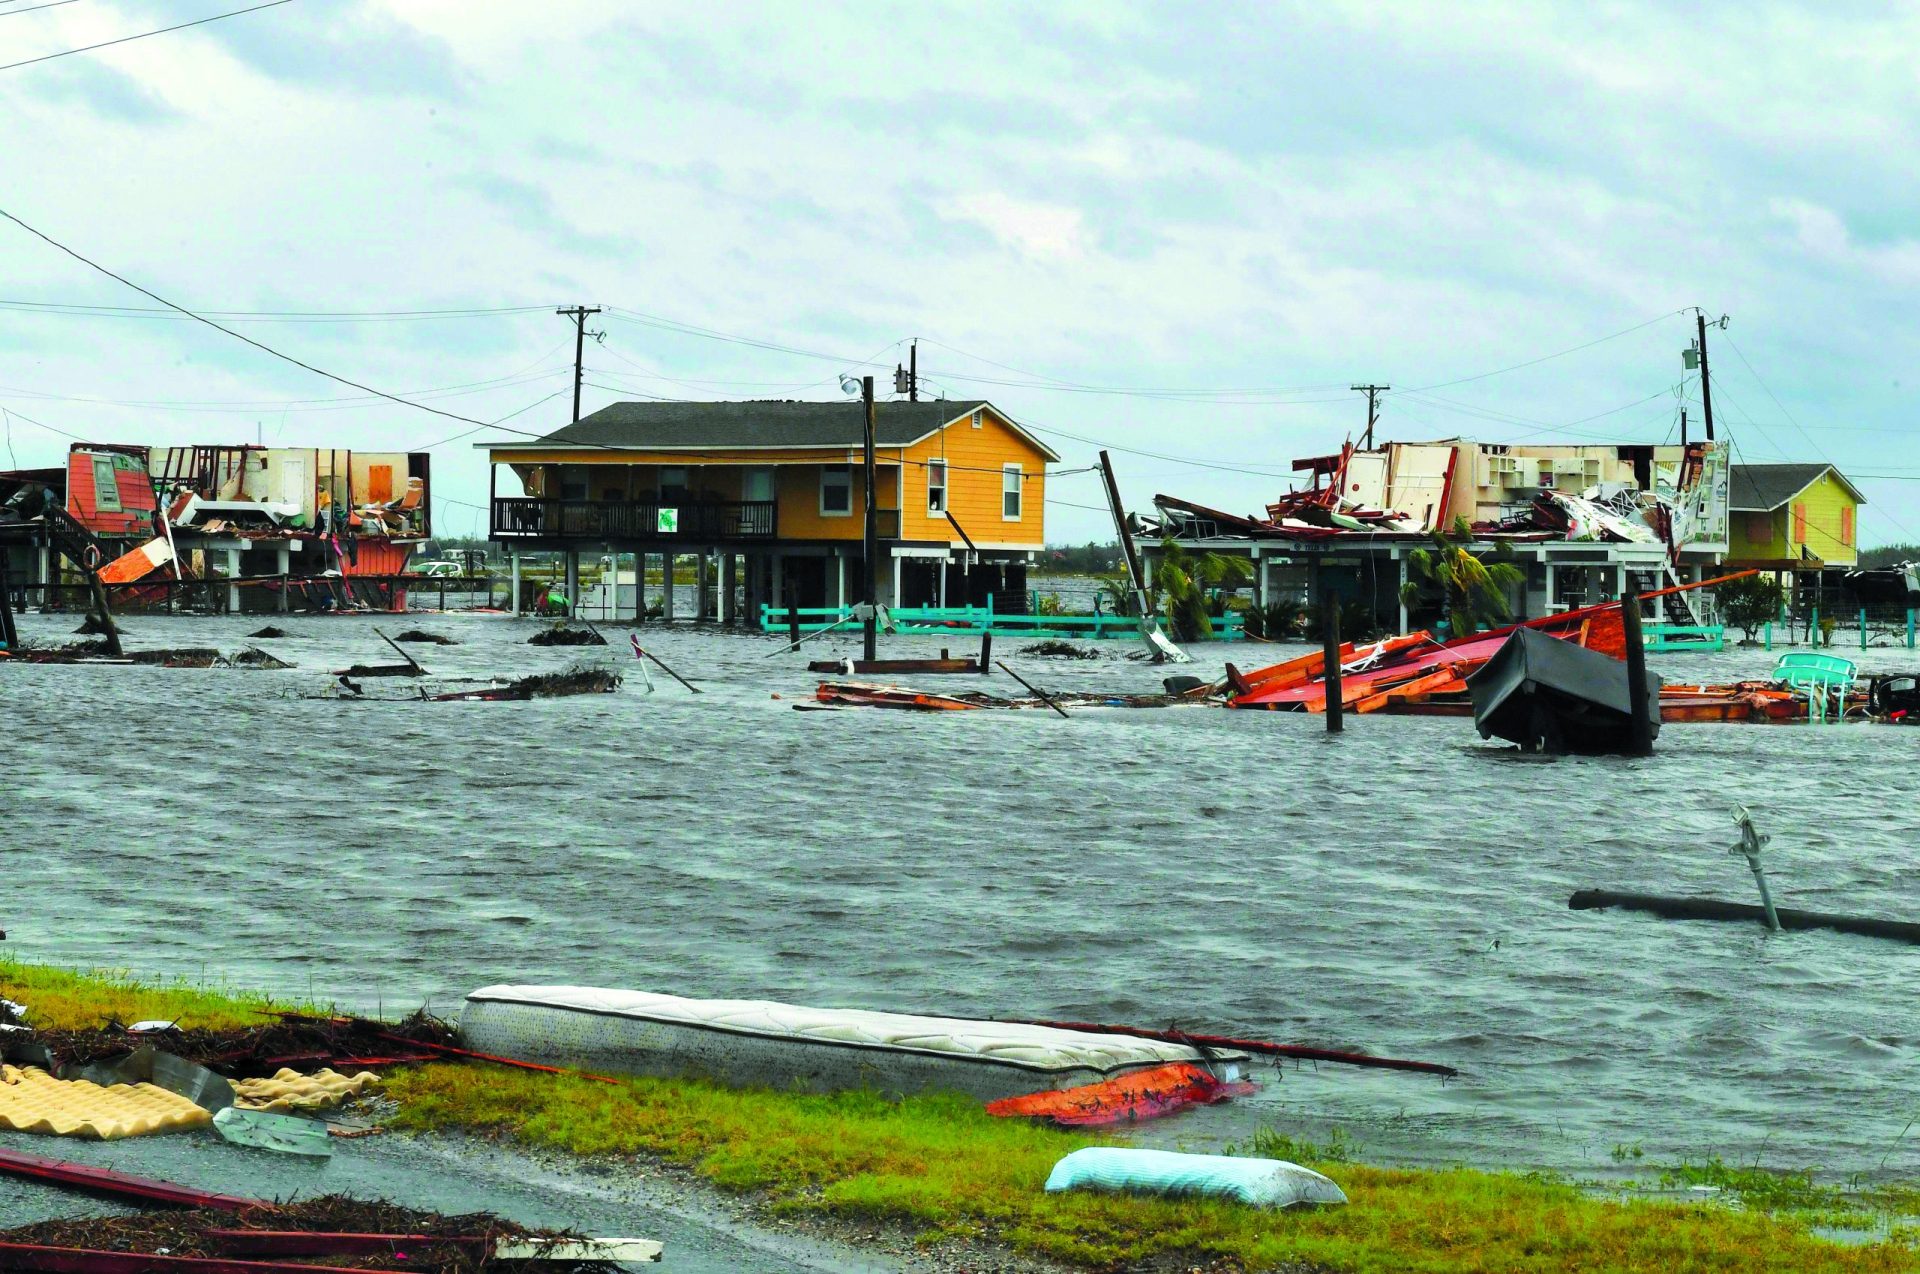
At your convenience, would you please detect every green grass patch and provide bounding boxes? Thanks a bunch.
[385,1065,1918,1273]
[0,956,307,1031]
[9,959,1916,1272]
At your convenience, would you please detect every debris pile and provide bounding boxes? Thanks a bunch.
[528,623,606,647]
[247,625,293,639]
[394,629,458,645]
[0,1195,628,1273]
[230,647,295,669]
[430,667,621,701]
[1021,640,1101,659]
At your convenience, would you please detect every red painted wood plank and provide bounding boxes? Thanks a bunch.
[0,1242,401,1273]
[0,1147,265,1212]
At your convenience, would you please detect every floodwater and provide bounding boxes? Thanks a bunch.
[6,606,1920,1181]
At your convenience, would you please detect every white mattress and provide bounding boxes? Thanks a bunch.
[461,985,1245,1099]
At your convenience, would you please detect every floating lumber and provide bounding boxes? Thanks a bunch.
[1569,890,1920,944]
[807,657,981,674]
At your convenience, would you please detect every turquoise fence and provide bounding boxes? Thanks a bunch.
[759,603,1245,642]
[1643,623,1725,652]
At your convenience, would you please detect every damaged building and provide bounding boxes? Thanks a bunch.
[1,442,431,613]
[1140,438,1732,629]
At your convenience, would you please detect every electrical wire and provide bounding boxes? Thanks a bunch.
[1390,310,1690,395]
[0,299,550,322]
[0,204,497,429]
[0,0,82,18]
[0,0,292,72]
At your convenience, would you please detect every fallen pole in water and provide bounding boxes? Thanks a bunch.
[371,626,423,673]
[1021,1019,1459,1077]
[1568,890,1920,944]
[995,659,1070,719]
[629,634,699,692]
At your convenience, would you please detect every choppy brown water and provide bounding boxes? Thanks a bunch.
[7,607,1920,1177]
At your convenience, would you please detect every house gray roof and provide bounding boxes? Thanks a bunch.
[1729,463,1865,511]
[502,399,1059,461]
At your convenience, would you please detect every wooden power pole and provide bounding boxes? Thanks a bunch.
[1694,313,1717,443]
[557,305,603,426]
[1351,384,1389,449]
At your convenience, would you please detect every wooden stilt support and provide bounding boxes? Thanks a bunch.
[1322,604,1343,733]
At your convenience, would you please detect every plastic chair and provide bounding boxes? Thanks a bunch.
[1773,652,1858,723]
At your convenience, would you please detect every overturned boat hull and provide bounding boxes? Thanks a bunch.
[458,986,1247,1102]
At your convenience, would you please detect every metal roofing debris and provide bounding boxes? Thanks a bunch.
[0,1064,213,1140]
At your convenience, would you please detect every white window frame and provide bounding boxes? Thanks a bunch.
[91,455,123,513]
[926,460,946,514]
[1001,463,1023,521]
[820,464,853,517]
[970,409,984,429]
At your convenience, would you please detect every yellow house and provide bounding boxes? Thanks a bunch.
[1727,463,1865,577]
[483,398,1057,618]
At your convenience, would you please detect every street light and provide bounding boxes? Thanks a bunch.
[841,374,877,660]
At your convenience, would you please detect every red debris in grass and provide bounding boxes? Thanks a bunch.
[986,1062,1256,1128]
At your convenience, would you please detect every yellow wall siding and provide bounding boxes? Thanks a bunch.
[899,409,1049,546]
[1730,510,1788,561]
[1793,470,1859,566]
[772,459,908,541]
[1727,470,1861,566]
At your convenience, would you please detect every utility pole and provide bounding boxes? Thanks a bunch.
[1694,312,1718,443]
[1351,384,1390,449]
[861,375,878,661]
[894,340,920,402]
[557,305,603,426]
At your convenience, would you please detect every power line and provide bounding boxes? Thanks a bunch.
[1391,310,1689,395]
[0,0,83,19]
[0,204,495,429]
[0,299,549,322]
[0,0,292,73]
[0,364,572,413]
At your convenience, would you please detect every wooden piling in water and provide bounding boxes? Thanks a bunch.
[1322,604,1343,733]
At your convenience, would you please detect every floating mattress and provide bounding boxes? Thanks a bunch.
[459,986,1248,1101]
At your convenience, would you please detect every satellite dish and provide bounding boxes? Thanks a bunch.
[839,375,861,398]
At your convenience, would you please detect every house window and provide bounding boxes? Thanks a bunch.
[821,465,852,516]
[1744,513,1772,543]
[1841,505,1855,547]
[91,456,122,514]
[1792,502,1807,544]
[1001,464,1022,520]
[659,467,689,502]
[971,409,984,429]
[927,460,946,514]
[560,464,588,501]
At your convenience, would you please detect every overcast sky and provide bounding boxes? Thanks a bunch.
[3,1,1917,545]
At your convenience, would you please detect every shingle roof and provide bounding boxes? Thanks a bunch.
[1729,463,1864,511]
[507,399,1057,460]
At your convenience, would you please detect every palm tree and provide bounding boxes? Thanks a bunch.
[1152,541,1251,641]
[1399,518,1524,637]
